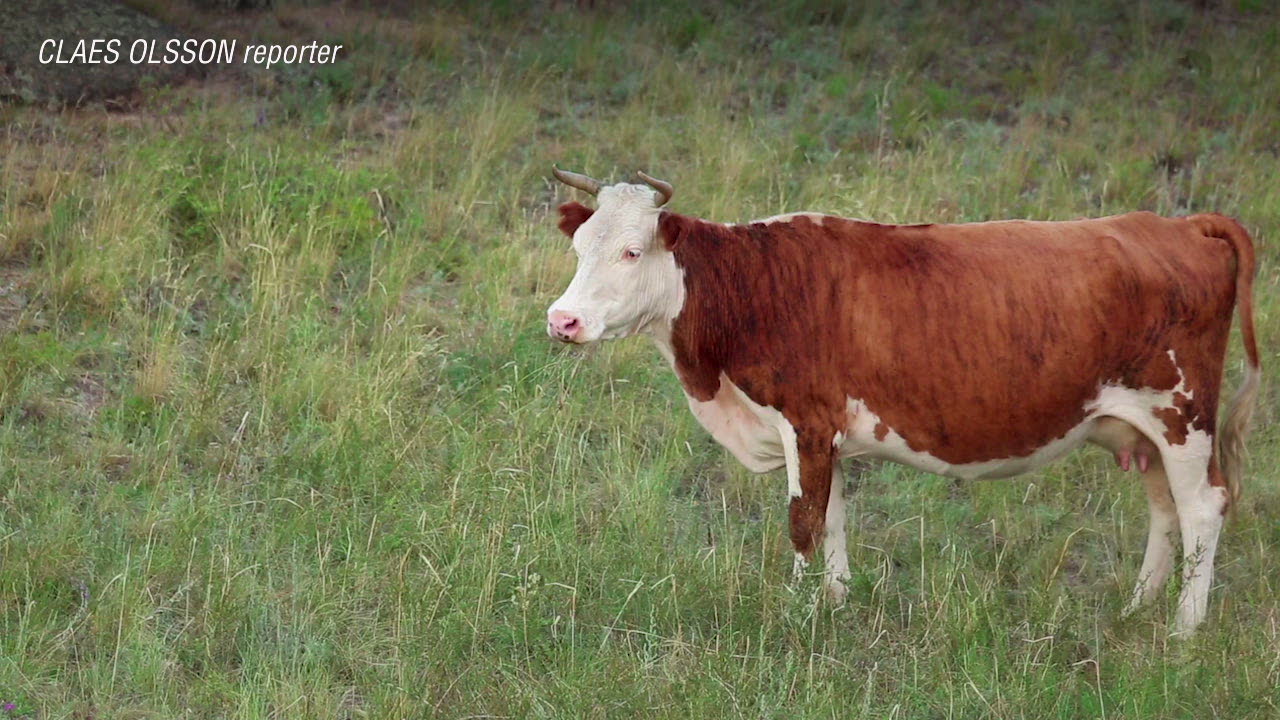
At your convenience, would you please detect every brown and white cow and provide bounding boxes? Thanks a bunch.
[544,167,1261,635]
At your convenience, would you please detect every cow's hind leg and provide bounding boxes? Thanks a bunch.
[1092,417,1181,614]
[1122,457,1179,615]
[1162,441,1227,635]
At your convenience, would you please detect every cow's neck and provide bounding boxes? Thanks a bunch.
[647,317,727,408]
[640,268,724,403]
[654,214,749,402]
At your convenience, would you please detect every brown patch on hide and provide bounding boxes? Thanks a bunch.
[557,202,594,237]
[874,422,890,442]
[1153,391,1196,445]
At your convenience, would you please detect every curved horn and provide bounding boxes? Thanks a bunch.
[636,170,673,207]
[552,165,601,196]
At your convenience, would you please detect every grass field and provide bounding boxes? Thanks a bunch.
[2,1,1279,717]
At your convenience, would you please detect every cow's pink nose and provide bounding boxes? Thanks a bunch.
[548,310,583,342]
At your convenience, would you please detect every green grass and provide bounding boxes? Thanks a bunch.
[2,1,1279,717]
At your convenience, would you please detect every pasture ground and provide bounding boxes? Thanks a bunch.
[2,1,1279,717]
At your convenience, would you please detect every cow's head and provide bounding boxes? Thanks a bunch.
[546,167,685,344]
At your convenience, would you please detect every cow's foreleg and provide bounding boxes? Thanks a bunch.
[788,430,839,600]
[822,462,851,602]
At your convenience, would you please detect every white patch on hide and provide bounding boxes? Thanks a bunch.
[669,372,803,497]
[749,211,828,227]
[778,417,801,498]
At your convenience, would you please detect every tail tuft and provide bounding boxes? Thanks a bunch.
[1188,213,1260,512]
[1219,363,1260,509]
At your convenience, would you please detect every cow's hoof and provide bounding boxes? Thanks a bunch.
[824,578,848,605]
[1170,614,1201,639]
[792,553,809,579]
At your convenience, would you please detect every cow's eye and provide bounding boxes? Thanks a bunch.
[623,247,642,261]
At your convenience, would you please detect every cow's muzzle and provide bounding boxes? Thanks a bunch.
[547,310,584,343]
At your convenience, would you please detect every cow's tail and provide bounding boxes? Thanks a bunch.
[1190,213,1261,511]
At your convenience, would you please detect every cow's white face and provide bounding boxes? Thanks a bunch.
[547,183,685,343]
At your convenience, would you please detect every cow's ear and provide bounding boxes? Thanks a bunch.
[658,211,690,250]
[558,202,594,237]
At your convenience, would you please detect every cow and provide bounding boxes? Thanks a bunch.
[544,166,1260,635]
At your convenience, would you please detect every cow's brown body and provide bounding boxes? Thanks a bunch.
[665,212,1234,459]
[657,210,1255,553]
[548,173,1259,635]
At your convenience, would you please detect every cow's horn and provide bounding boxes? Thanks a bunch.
[637,171,673,207]
[552,165,601,196]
